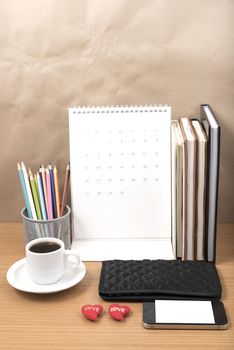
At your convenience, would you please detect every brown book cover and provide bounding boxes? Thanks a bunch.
[192,120,207,260]
[179,117,197,260]
[171,121,184,258]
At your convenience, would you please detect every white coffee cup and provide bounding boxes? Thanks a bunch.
[26,237,80,285]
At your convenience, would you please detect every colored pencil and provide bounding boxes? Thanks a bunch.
[61,164,70,216]
[48,164,57,218]
[53,166,61,217]
[34,173,47,236]
[40,165,49,218]
[36,172,47,220]
[46,168,53,220]
[18,162,69,222]
[34,173,40,203]
[29,169,42,220]
[21,162,37,220]
[17,162,32,218]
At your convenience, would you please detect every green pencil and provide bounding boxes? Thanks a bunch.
[29,169,42,220]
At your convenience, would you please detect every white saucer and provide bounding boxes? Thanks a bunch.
[6,258,86,294]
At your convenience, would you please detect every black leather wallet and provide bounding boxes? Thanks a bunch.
[99,260,222,301]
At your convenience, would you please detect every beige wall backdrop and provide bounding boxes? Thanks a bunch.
[0,0,233,222]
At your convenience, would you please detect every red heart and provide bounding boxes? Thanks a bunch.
[81,304,103,321]
[109,304,131,321]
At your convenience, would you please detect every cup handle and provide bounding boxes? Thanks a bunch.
[64,250,80,269]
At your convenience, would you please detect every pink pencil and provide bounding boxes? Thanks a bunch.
[46,168,53,220]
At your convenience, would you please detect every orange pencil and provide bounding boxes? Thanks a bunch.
[53,166,61,217]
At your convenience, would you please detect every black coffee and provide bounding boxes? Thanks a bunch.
[29,242,61,253]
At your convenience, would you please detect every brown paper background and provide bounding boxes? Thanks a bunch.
[0,0,233,222]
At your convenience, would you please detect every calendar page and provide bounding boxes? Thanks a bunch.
[69,106,174,260]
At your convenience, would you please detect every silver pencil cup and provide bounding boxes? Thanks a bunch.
[21,205,72,249]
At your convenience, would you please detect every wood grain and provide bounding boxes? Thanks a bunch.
[0,224,233,350]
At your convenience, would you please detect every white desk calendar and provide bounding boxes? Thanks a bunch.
[69,105,175,260]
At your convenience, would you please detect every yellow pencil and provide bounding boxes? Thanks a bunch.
[29,168,42,220]
[53,166,61,217]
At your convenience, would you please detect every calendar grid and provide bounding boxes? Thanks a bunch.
[69,105,173,260]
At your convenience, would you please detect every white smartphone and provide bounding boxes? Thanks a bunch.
[143,300,228,330]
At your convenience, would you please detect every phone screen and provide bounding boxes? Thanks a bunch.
[155,300,215,324]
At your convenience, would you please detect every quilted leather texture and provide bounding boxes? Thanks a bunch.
[99,260,222,301]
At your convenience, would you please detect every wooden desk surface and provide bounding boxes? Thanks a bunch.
[0,224,233,350]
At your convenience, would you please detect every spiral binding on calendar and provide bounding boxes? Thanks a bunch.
[70,104,170,115]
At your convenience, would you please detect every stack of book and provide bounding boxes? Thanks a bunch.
[171,104,220,262]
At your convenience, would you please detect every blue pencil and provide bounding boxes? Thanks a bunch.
[36,172,48,220]
[48,164,57,218]
[17,162,33,218]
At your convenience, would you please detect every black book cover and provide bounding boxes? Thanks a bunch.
[200,104,220,262]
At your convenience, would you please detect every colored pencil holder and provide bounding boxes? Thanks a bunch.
[21,205,71,249]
